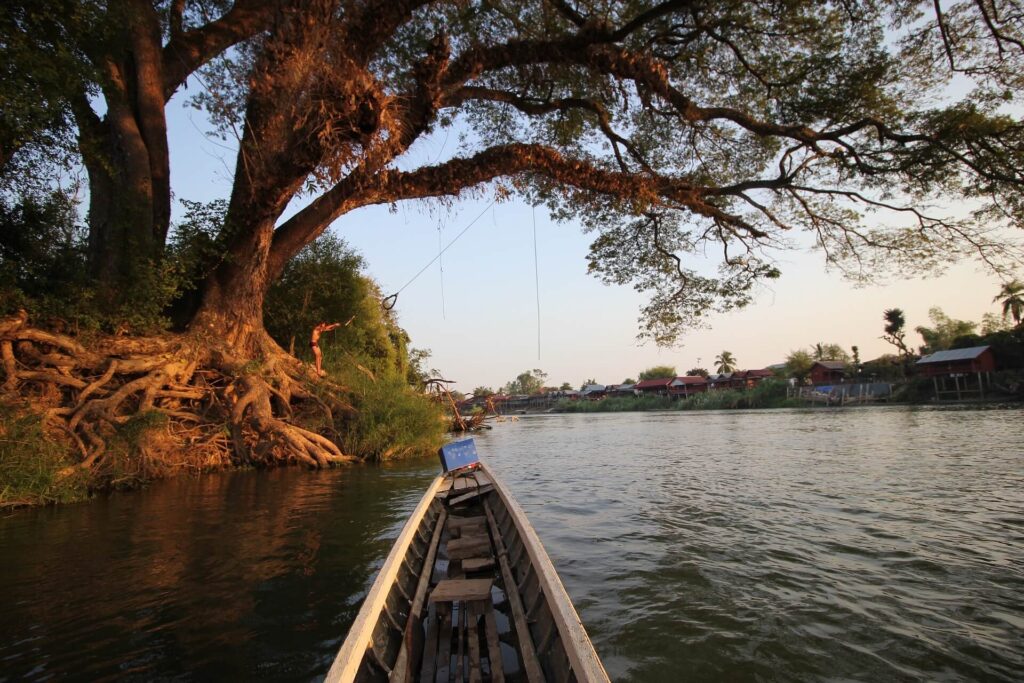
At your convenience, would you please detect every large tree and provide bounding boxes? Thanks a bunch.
[6,0,1024,469]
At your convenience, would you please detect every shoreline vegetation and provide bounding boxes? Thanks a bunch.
[0,331,447,510]
[0,233,448,510]
[528,374,1024,415]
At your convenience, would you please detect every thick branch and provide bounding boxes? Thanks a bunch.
[161,0,281,100]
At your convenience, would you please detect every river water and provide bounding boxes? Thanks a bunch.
[1,406,1022,681]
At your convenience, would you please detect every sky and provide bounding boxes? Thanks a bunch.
[165,91,1012,393]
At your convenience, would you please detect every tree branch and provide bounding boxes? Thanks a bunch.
[161,0,282,100]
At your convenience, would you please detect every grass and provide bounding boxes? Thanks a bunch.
[0,406,89,508]
[321,349,446,461]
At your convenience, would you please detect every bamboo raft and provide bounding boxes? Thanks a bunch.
[326,461,609,683]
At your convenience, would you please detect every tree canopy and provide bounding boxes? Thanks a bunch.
[785,349,814,382]
[4,0,1024,347]
[504,368,548,394]
[915,307,977,353]
[638,365,676,380]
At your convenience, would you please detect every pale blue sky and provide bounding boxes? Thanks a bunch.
[167,91,1009,392]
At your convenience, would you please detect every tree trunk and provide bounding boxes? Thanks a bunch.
[75,0,171,297]
[190,236,274,356]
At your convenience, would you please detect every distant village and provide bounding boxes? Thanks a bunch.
[458,344,1007,413]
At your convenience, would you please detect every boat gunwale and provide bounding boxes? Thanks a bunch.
[480,462,610,683]
[325,474,444,683]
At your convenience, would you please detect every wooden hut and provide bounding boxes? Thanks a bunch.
[810,361,847,385]
[916,346,996,400]
[634,378,674,396]
[669,375,708,397]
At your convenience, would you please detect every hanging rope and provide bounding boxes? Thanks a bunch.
[532,204,542,360]
[438,223,447,319]
[382,198,498,310]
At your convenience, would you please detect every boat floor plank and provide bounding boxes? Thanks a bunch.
[447,537,492,561]
[462,558,495,573]
[436,604,453,683]
[483,600,505,683]
[429,579,493,604]
[467,603,483,683]
[456,603,466,683]
[419,603,439,683]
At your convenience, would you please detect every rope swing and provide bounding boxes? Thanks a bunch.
[532,204,542,361]
[381,198,497,310]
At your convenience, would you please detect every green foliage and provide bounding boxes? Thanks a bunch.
[915,307,977,354]
[994,279,1024,326]
[0,189,90,317]
[812,342,850,362]
[0,407,88,507]
[321,350,445,461]
[0,1,100,189]
[558,394,676,413]
[785,350,814,382]
[714,351,737,373]
[981,312,1013,335]
[882,308,910,357]
[679,380,794,410]
[969,323,1024,370]
[685,368,708,378]
[504,369,547,395]
[638,365,677,381]
[265,233,414,379]
[471,386,495,398]
[0,193,230,334]
[860,354,909,382]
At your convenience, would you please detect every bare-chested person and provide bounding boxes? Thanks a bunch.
[310,317,354,377]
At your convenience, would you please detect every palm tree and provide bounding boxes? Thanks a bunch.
[715,351,737,374]
[994,279,1024,326]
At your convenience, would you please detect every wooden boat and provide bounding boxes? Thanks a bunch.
[326,455,609,683]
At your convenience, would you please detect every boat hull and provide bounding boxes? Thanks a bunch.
[326,463,608,683]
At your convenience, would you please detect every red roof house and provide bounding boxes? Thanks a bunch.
[634,378,674,395]
[669,375,708,397]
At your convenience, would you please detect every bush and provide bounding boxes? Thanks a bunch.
[558,394,676,412]
[321,348,445,461]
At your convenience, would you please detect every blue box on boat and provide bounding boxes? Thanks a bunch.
[439,439,480,473]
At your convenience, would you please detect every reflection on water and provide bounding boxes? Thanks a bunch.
[0,464,436,680]
[1,406,1022,681]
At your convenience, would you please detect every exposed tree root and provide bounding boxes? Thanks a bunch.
[0,311,356,490]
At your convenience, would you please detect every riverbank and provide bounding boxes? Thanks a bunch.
[548,375,1024,414]
[0,328,445,509]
